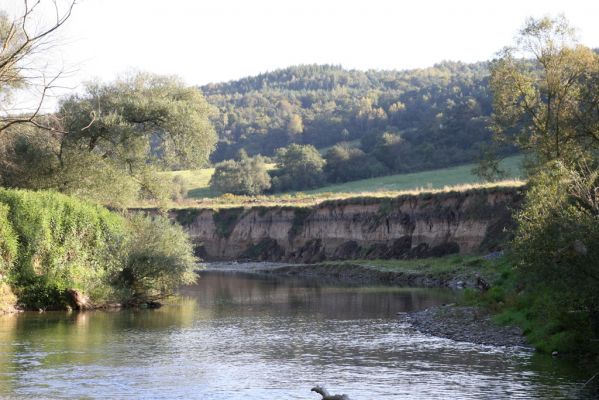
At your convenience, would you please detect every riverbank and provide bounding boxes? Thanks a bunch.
[406,305,527,347]
[203,256,527,348]
[210,254,499,289]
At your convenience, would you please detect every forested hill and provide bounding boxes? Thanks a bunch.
[201,62,511,174]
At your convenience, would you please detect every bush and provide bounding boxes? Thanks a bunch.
[271,144,325,191]
[0,189,126,308]
[510,162,599,354]
[324,143,388,183]
[210,152,271,195]
[117,214,197,303]
[0,203,17,275]
[0,189,199,309]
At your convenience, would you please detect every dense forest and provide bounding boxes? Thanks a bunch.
[203,62,513,176]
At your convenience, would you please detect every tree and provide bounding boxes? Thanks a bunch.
[324,143,387,183]
[0,0,76,133]
[271,144,325,191]
[210,152,271,195]
[490,16,599,355]
[511,162,599,352]
[490,16,599,165]
[0,73,218,207]
[287,113,303,135]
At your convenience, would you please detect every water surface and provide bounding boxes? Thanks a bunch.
[0,270,596,399]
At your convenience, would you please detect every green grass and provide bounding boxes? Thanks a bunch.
[163,163,277,199]
[166,167,215,198]
[305,155,523,194]
[163,155,523,201]
[146,156,525,210]
[339,254,499,278]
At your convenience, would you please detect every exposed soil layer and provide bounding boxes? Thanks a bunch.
[165,187,524,262]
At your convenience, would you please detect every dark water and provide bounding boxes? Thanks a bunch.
[0,270,596,399]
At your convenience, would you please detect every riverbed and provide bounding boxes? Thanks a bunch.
[0,268,596,399]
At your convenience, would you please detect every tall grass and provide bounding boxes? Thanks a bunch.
[0,189,126,308]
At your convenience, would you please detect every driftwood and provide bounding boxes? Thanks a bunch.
[311,386,350,400]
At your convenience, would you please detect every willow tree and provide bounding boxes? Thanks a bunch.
[0,73,217,207]
[490,16,599,165]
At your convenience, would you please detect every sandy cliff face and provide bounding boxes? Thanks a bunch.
[171,187,524,262]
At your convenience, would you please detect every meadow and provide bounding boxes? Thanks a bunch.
[157,155,524,209]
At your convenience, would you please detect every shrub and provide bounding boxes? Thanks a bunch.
[510,162,599,354]
[0,203,17,275]
[324,143,388,183]
[210,153,271,195]
[0,189,126,308]
[117,214,197,303]
[0,189,199,309]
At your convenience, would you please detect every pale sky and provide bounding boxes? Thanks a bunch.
[4,0,599,109]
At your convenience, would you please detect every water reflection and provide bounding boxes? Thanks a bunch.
[0,270,595,399]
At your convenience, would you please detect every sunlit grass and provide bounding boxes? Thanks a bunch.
[141,155,525,209]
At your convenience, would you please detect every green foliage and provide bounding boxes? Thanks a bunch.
[471,147,508,182]
[0,189,199,309]
[210,152,271,195]
[324,142,387,183]
[61,72,217,169]
[117,214,197,302]
[271,144,326,191]
[484,162,599,355]
[0,189,126,308]
[490,16,599,165]
[0,73,218,207]
[174,208,201,226]
[205,63,513,176]
[0,203,17,274]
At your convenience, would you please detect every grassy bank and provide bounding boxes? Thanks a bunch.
[340,255,501,281]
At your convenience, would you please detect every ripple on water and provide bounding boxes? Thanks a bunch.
[0,270,595,399]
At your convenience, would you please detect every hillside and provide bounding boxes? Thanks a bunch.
[201,63,513,175]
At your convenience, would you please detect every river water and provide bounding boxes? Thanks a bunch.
[0,268,596,399]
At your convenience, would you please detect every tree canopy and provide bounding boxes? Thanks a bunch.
[0,73,217,207]
[203,62,509,177]
[210,151,271,195]
[490,15,599,165]
[271,144,326,191]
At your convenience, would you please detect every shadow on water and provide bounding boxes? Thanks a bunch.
[0,269,596,399]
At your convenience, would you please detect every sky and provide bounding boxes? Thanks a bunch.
[5,0,599,109]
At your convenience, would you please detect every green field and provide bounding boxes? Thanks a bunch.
[306,155,523,194]
[164,155,523,200]
[167,167,215,198]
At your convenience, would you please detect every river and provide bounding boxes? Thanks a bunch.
[0,267,596,399]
